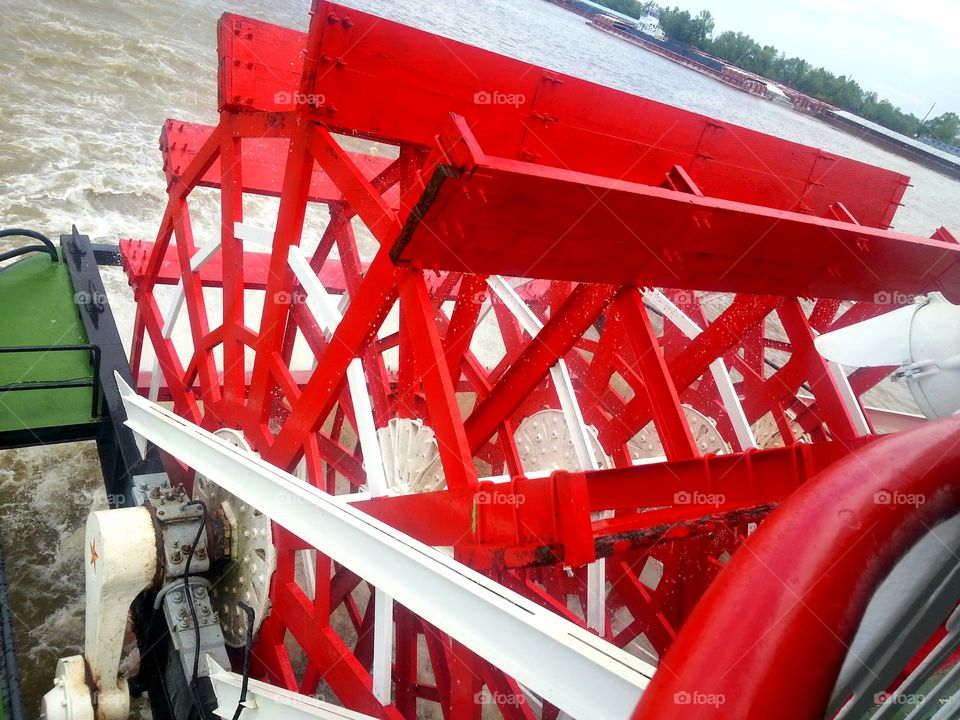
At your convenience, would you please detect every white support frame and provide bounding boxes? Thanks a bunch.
[208,657,378,719]
[119,378,652,720]
[287,244,393,702]
[824,361,872,436]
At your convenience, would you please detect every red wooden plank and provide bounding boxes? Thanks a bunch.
[299,1,907,227]
[392,135,960,303]
[218,13,305,113]
[159,119,396,204]
[216,8,908,228]
[119,238,352,292]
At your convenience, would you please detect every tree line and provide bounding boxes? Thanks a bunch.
[588,1,958,146]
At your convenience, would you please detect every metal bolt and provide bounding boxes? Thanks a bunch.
[192,586,204,599]
[170,550,183,564]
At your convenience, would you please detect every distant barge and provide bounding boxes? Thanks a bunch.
[587,14,770,99]
[822,110,960,182]
[552,2,831,114]
[547,0,960,182]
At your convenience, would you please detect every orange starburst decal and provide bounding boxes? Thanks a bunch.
[89,540,99,570]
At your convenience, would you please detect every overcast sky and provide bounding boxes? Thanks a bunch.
[658,0,959,119]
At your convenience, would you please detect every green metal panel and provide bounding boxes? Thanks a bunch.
[0,252,96,434]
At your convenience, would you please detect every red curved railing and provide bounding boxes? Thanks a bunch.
[633,416,960,719]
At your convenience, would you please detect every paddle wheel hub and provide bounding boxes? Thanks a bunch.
[194,428,277,647]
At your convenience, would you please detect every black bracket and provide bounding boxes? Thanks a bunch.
[60,226,161,507]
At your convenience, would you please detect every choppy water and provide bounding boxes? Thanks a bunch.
[1,0,958,713]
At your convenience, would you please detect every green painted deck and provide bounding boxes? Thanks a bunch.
[0,252,95,435]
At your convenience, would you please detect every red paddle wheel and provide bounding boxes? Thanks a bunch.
[116,2,960,718]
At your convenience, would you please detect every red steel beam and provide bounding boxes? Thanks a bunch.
[600,294,779,448]
[264,248,399,469]
[398,269,478,489]
[246,121,320,440]
[345,436,872,569]
[219,116,247,404]
[615,288,698,460]
[777,298,860,440]
[463,283,616,454]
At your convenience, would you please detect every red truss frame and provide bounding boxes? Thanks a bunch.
[119,3,960,718]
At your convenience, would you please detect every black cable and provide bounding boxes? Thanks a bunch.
[231,602,255,720]
[0,245,57,264]
[0,228,58,263]
[182,499,208,707]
